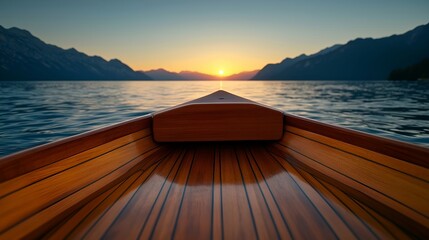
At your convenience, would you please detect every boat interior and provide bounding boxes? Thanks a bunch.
[0,91,428,239]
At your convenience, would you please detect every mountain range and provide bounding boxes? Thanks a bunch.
[0,25,151,80]
[145,69,259,80]
[1,22,429,81]
[253,22,429,80]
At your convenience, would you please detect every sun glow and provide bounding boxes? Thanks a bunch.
[218,69,225,76]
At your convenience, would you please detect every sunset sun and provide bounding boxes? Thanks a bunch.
[218,69,224,76]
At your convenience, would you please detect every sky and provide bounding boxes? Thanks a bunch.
[1,0,429,75]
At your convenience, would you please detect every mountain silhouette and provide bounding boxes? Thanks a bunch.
[0,25,151,80]
[253,45,342,80]
[146,69,259,80]
[145,68,185,80]
[223,70,259,80]
[252,22,429,80]
[178,71,219,80]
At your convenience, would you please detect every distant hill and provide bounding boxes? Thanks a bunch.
[145,68,185,80]
[146,69,259,80]
[223,70,259,80]
[178,71,218,80]
[389,58,429,80]
[252,22,429,80]
[0,25,151,80]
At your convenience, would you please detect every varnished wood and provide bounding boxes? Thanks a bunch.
[286,126,429,181]
[0,90,427,239]
[285,113,429,168]
[70,150,178,239]
[0,128,164,238]
[0,115,152,182]
[219,145,258,239]
[173,145,214,239]
[153,90,284,142]
[235,147,279,239]
[250,146,336,239]
[270,127,429,238]
[0,129,151,198]
[25,142,415,239]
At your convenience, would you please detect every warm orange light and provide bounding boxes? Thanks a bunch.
[218,69,225,76]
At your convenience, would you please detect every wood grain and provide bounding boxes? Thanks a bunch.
[284,113,429,168]
[153,90,284,142]
[219,145,257,240]
[1,90,426,239]
[250,146,336,240]
[23,142,414,239]
[0,115,152,182]
[0,129,151,198]
[0,136,162,238]
[270,128,429,238]
[235,146,279,239]
[173,145,214,239]
[89,148,184,240]
[286,126,429,181]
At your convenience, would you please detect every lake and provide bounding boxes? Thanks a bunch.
[0,80,428,157]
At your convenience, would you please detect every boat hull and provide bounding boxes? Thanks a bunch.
[0,91,428,239]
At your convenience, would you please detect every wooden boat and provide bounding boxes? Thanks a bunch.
[0,90,428,239]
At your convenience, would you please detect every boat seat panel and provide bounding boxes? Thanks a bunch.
[153,90,284,142]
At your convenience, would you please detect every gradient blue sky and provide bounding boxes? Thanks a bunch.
[1,0,429,75]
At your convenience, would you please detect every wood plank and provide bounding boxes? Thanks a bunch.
[286,126,429,182]
[35,141,421,239]
[58,170,147,239]
[43,181,122,239]
[83,148,184,240]
[244,148,292,239]
[212,144,222,240]
[318,179,401,239]
[153,90,284,142]
[46,148,171,239]
[293,168,379,240]
[269,151,357,239]
[284,113,429,168]
[173,145,214,239]
[278,132,429,219]
[250,146,337,239]
[67,156,165,239]
[219,145,258,240]
[235,146,279,239]
[145,147,196,239]
[0,137,158,235]
[0,115,152,182]
[117,148,186,240]
[0,129,151,198]
[271,138,429,238]
[355,201,413,239]
[0,146,166,239]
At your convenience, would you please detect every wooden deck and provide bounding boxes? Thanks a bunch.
[1,90,427,239]
[0,127,426,239]
[37,142,415,240]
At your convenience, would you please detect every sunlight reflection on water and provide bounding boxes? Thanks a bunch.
[0,80,428,156]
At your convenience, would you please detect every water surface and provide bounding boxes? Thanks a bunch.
[1,80,428,156]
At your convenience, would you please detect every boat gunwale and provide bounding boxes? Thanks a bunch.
[284,113,429,168]
[0,114,153,182]
[1,91,428,180]
[0,90,428,238]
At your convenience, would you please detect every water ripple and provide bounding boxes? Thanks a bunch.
[0,80,428,156]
